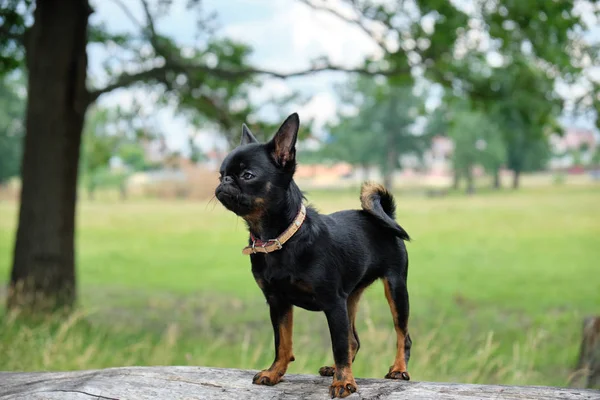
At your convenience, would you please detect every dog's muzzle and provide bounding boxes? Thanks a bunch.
[215,184,252,216]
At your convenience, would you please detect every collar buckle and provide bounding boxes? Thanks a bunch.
[263,238,282,250]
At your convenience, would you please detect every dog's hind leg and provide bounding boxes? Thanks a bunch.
[318,288,364,377]
[382,274,411,380]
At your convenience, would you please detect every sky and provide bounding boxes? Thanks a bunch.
[88,0,599,155]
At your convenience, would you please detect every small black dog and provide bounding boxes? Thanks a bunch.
[215,113,412,398]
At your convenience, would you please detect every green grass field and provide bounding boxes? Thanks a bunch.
[1,184,599,387]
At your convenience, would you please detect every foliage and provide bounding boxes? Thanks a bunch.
[118,142,150,171]
[521,139,552,172]
[302,1,597,89]
[81,106,159,197]
[0,0,312,148]
[448,110,505,177]
[325,77,429,186]
[305,0,599,186]
[469,56,562,178]
[81,108,120,196]
[0,0,33,76]
[0,74,24,184]
[592,145,600,166]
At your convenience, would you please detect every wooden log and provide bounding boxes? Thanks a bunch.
[574,316,600,389]
[0,366,599,399]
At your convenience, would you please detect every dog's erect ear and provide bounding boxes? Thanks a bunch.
[240,123,259,146]
[269,113,299,167]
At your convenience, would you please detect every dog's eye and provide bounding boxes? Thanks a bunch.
[241,171,255,180]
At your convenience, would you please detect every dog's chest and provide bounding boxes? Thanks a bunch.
[253,256,322,311]
[272,278,321,311]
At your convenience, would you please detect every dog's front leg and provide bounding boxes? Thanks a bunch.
[324,301,358,398]
[253,298,294,386]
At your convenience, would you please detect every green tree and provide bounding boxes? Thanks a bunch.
[81,105,162,200]
[479,127,506,190]
[188,135,205,164]
[325,117,380,180]
[304,0,598,188]
[0,75,24,185]
[465,57,563,188]
[326,77,428,190]
[448,109,506,194]
[118,143,148,172]
[80,108,118,200]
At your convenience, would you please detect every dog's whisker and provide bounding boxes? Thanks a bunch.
[206,195,217,211]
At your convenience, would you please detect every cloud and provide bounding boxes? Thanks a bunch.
[298,92,338,135]
[221,1,379,71]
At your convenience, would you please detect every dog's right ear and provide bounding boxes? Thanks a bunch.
[240,123,259,146]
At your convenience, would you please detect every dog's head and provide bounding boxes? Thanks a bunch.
[215,113,300,219]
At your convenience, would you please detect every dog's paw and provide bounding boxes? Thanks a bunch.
[385,368,410,380]
[329,376,357,398]
[319,366,335,376]
[252,369,283,386]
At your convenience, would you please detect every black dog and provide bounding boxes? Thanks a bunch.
[215,113,412,398]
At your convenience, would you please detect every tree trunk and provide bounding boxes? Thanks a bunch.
[361,164,369,182]
[7,0,91,312]
[465,167,475,195]
[492,168,501,190]
[87,183,95,201]
[452,170,460,190]
[574,316,600,389]
[119,181,127,201]
[383,147,397,191]
[512,168,521,190]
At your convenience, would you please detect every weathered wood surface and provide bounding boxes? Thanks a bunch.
[0,366,598,400]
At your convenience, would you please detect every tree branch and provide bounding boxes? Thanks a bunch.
[298,0,389,51]
[87,0,409,104]
[87,62,409,103]
[139,0,158,40]
[87,66,168,104]
[109,0,144,29]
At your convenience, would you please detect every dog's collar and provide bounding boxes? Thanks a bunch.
[242,204,307,255]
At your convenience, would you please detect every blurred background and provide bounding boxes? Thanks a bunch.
[1,0,599,390]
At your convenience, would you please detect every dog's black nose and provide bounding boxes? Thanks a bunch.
[223,176,233,184]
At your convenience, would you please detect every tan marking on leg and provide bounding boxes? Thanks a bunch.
[383,278,409,379]
[320,288,364,377]
[253,308,294,385]
[347,287,364,361]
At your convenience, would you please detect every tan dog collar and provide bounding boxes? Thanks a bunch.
[242,204,307,255]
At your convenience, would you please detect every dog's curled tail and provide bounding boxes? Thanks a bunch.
[360,182,410,241]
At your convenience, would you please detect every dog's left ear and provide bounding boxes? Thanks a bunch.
[269,113,299,167]
[240,123,259,146]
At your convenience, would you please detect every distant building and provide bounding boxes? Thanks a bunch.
[422,135,453,176]
[549,128,598,169]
